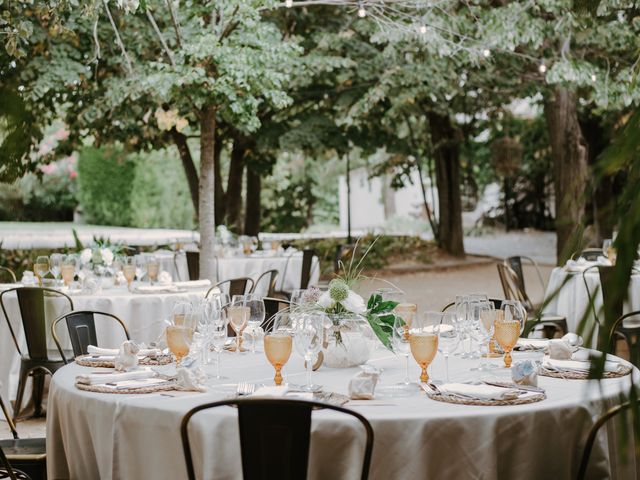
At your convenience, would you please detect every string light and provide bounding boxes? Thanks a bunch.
[591,73,597,82]
[419,25,427,34]
[358,6,367,17]
[538,62,547,73]
[285,0,293,7]
[482,48,490,58]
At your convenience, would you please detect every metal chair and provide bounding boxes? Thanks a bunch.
[506,256,546,302]
[206,277,254,299]
[497,263,568,338]
[0,267,17,283]
[186,251,199,281]
[51,310,130,361]
[0,287,73,421]
[0,445,32,480]
[251,269,279,297]
[609,311,640,368]
[0,394,44,480]
[576,402,631,480]
[575,248,603,261]
[279,249,316,297]
[181,398,374,480]
[262,297,291,332]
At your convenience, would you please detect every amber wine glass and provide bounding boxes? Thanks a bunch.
[409,315,439,383]
[166,325,194,366]
[264,333,293,386]
[146,256,160,284]
[122,257,136,290]
[61,255,77,287]
[228,295,250,354]
[495,300,526,367]
[34,256,49,286]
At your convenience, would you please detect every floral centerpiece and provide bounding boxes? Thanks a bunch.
[294,239,399,368]
[80,247,115,269]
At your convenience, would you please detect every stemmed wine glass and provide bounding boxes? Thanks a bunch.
[208,304,228,379]
[264,311,293,386]
[166,308,195,367]
[34,256,49,286]
[495,300,526,367]
[228,295,250,354]
[122,257,136,290]
[294,312,324,392]
[432,312,460,382]
[146,255,160,285]
[49,253,63,286]
[391,308,415,391]
[134,254,147,283]
[409,313,439,383]
[245,294,266,354]
[471,300,497,371]
[61,255,77,287]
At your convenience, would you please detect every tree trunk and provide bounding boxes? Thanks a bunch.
[213,138,225,226]
[544,87,589,264]
[427,111,465,257]
[171,129,199,216]
[225,140,246,231]
[244,168,261,236]
[199,106,217,281]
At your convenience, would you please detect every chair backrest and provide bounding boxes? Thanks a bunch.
[263,297,291,331]
[610,311,640,368]
[208,278,254,298]
[298,249,314,290]
[181,398,373,480]
[252,270,279,297]
[186,251,200,281]
[506,256,526,294]
[51,310,130,361]
[579,248,603,261]
[442,298,504,312]
[334,244,357,275]
[496,264,530,307]
[0,267,17,283]
[0,443,32,480]
[0,392,19,441]
[577,402,630,480]
[0,287,73,360]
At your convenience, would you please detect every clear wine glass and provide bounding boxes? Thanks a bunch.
[34,256,49,286]
[228,295,250,354]
[392,313,414,390]
[471,300,497,372]
[246,294,265,354]
[209,308,228,379]
[49,253,63,286]
[134,254,147,283]
[293,312,324,392]
[434,312,460,382]
[290,289,308,306]
[146,255,160,285]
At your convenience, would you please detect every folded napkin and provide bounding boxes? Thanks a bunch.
[158,271,173,286]
[565,258,596,272]
[252,386,289,398]
[348,365,381,400]
[516,338,549,351]
[134,285,179,293]
[87,345,162,357]
[543,357,622,373]
[76,368,156,385]
[115,340,140,372]
[548,339,574,360]
[174,367,207,392]
[438,383,520,400]
[173,279,211,289]
[562,332,583,347]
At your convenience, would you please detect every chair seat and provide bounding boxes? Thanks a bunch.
[0,468,32,479]
[0,438,46,462]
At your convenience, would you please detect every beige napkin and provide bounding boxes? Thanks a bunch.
[76,368,156,385]
[87,345,161,357]
[252,386,289,397]
[543,357,622,373]
[516,338,549,351]
[175,367,207,392]
[348,365,381,400]
[548,339,573,360]
[439,383,520,400]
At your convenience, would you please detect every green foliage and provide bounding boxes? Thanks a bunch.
[77,146,137,226]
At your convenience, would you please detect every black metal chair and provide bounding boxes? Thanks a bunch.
[0,287,73,421]
[251,270,279,297]
[576,402,631,480]
[0,445,32,480]
[0,267,17,283]
[51,310,130,361]
[0,394,44,480]
[575,248,603,261]
[206,277,255,299]
[608,311,640,368]
[181,398,374,480]
[278,249,316,298]
[186,251,199,281]
[497,263,568,338]
[262,297,291,332]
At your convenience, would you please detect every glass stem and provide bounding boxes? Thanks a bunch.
[216,351,221,378]
[445,355,450,383]
[404,354,410,384]
[236,335,241,354]
[306,356,312,386]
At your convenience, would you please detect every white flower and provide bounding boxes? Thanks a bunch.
[318,280,367,315]
[341,291,367,314]
[116,0,140,14]
[80,248,92,265]
[101,248,114,266]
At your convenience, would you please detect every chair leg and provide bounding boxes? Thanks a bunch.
[13,365,29,423]
[32,371,46,418]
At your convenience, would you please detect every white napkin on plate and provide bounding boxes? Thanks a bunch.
[174,367,207,392]
[173,279,211,289]
[252,386,289,397]
[438,383,520,400]
[543,357,622,373]
[548,339,574,360]
[516,338,549,351]
[87,345,162,357]
[76,368,156,385]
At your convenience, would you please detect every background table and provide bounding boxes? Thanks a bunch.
[543,267,640,342]
[47,348,638,480]
[156,250,320,292]
[0,286,207,404]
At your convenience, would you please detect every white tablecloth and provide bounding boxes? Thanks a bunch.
[543,267,640,342]
[0,286,208,403]
[46,348,638,479]
[156,251,320,293]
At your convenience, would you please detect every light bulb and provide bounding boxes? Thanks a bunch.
[591,73,597,82]
[482,49,490,58]
[358,7,366,17]
[538,63,547,73]
[419,25,427,34]
[285,0,293,7]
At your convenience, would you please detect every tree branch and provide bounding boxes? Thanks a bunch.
[146,8,176,67]
[102,0,133,75]
[165,0,183,48]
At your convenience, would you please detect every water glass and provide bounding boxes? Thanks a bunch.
[293,313,324,392]
[34,256,49,286]
[434,312,460,382]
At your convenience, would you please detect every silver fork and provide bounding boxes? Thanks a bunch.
[236,382,255,396]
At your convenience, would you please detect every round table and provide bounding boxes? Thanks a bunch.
[46,348,638,480]
[543,267,640,343]
[0,285,208,403]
